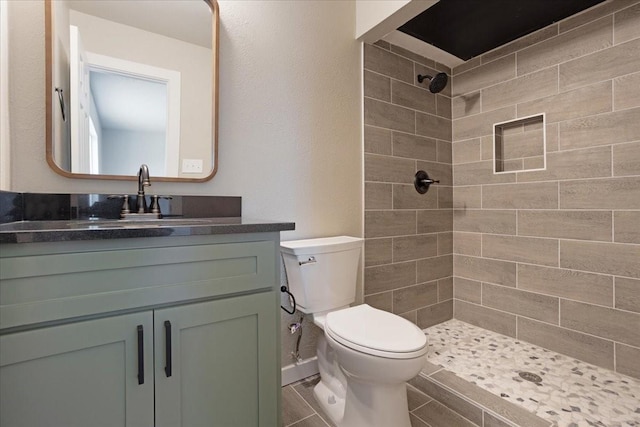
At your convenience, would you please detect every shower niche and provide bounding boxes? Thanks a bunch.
[493,114,546,174]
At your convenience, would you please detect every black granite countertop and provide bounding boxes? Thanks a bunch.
[0,218,296,244]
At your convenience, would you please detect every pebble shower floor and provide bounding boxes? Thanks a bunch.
[425,319,640,426]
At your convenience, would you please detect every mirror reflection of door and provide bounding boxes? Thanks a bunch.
[69,25,181,176]
[70,25,92,174]
[89,70,174,176]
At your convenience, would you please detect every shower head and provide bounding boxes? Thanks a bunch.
[417,72,448,93]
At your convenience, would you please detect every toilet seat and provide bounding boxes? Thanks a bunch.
[325,304,427,359]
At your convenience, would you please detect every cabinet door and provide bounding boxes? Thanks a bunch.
[0,312,154,427]
[154,291,279,427]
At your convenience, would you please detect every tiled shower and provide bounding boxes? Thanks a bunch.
[363,43,454,328]
[364,0,639,384]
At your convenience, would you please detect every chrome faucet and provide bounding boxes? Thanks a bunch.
[136,164,151,213]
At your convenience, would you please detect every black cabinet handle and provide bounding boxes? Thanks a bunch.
[137,325,144,385]
[164,320,172,377]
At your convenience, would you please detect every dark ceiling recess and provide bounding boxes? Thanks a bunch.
[398,0,605,61]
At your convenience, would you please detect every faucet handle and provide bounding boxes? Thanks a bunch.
[150,195,160,214]
[150,195,172,215]
[108,194,131,215]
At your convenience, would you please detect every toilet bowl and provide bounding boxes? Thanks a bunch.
[280,237,428,427]
[320,304,427,427]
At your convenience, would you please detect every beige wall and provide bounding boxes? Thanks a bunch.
[0,0,10,189]
[6,0,362,371]
[451,1,640,379]
[363,42,454,328]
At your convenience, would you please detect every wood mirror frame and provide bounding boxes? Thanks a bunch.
[45,0,219,182]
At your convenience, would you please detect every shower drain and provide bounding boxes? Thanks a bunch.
[519,371,543,383]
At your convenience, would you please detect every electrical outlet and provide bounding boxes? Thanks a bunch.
[182,159,203,173]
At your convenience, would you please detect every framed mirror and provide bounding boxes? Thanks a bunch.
[45,0,218,182]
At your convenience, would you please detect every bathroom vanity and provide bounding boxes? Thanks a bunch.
[0,217,294,426]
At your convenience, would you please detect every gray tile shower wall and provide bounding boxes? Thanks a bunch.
[363,42,453,328]
[451,0,640,379]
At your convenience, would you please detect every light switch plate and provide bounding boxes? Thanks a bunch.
[182,159,203,173]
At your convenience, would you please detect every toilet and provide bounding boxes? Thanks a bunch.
[281,236,428,427]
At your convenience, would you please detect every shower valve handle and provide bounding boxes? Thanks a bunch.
[414,170,439,194]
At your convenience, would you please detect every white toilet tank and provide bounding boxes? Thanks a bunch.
[280,236,363,314]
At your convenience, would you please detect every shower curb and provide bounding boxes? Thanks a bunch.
[409,362,553,427]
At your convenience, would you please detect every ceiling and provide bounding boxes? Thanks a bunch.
[67,0,212,48]
[397,0,605,62]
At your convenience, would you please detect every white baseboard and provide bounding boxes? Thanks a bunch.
[281,356,319,386]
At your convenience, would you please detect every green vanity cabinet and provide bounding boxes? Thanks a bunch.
[0,231,283,427]
[0,311,155,427]
[154,291,278,427]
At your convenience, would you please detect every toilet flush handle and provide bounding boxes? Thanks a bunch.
[298,256,317,266]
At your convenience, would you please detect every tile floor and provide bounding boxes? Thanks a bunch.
[281,374,435,427]
[426,319,640,427]
[282,319,640,427]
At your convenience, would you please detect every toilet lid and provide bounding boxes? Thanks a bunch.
[325,305,427,358]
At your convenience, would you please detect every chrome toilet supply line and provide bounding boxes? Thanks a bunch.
[279,252,303,361]
[414,170,440,194]
[289,315,304,363]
